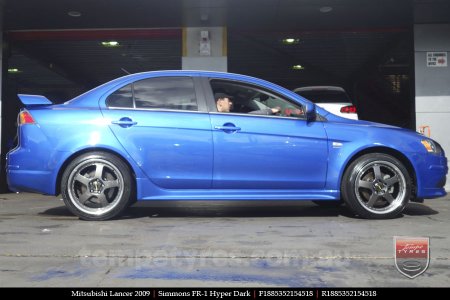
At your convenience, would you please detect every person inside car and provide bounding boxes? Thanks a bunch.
[215,92,280,115]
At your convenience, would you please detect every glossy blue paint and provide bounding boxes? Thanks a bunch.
[103,109,213,189]
[322,118,448,197]
[17,94,52,106]
[7,108,147,195]
[7,70,447,205]
[209,113,328,189]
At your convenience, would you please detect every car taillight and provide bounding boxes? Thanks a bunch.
[340,105,357,114]
[19,111,35,124]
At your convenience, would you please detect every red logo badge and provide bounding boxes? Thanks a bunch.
[394,237,430,278]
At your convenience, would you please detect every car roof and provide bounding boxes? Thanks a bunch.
[65,70,305,108]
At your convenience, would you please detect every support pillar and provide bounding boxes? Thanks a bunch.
[182,27,227,72]
[414,24,450,191]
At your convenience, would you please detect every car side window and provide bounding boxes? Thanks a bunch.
[106,77,198,111]
[134,77,198,111]
[210,80,305,119]
[106,84,133,108]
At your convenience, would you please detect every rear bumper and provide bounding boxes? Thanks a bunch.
[7,169,55,195]
[7,144,69,196]
[6,123,68,195]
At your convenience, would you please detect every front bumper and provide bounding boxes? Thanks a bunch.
[414,152,448,198]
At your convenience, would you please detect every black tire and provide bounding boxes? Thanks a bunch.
[312,200,343,207]
[61,151,133,221]
[341,153,411,219]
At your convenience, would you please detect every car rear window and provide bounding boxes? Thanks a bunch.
[106,84,133,108]
[295,90,352,104]
[106,77,198,111]
[134,77,198,111]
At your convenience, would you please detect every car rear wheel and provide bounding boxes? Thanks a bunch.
[341,153,411,219]
[61,152,132,221]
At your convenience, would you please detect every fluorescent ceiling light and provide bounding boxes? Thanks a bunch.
[68,11,82,17]
[319,6,333,13]
[282,38,300,45]
[292,65,305,70]
[101,41,120,47]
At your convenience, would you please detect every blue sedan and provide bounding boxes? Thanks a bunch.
[6,71,448,220]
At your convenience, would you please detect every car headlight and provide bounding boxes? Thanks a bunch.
[421,139,442,154]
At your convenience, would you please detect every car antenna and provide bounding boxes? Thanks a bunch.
[121,68,131,75]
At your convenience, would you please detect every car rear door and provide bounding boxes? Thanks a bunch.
[101,75,213,189]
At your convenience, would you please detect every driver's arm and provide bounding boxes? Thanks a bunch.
[248,106,281,115]
[248,108,275,115]
[270,107,281,114]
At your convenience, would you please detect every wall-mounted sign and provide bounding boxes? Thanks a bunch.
[199,30,211,56]
[427,52,447,67]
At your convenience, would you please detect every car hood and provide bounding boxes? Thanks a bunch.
[319,107,420,134]
[321,108,395,126]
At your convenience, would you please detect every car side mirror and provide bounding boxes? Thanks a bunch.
[305,102,316,122]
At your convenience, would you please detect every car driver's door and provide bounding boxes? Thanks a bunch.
[207,79,328,190]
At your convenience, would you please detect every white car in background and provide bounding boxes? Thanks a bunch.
[293,86,358,120]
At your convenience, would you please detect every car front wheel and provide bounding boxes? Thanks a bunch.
[341,153,411,219]
[61,152,133,221]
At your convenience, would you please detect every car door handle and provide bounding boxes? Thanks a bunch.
[214,126,241,131]
[112,117,138,128]
[214,123,241,132]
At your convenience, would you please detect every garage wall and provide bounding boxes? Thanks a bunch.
[414,24,450,191]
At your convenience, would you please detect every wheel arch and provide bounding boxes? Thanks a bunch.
[340,146,417,198]
[55,147,137,198]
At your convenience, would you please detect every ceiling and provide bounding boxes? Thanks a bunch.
[3,0,448,101]
[228,29,411,89]
[8,30,182,91]
[4,0,414,31]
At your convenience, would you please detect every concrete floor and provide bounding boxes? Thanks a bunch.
[0,192,449,287]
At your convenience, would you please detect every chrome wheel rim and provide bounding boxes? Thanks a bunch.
[354,160,406,214]
[68,158,124,216]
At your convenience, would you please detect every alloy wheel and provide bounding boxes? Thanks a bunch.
[354,160,407,214]
[67,158,124,216]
